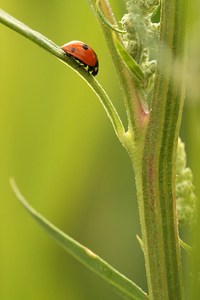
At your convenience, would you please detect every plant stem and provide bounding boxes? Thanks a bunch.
[0,8,125,141]
[89,1,186,298]
[134,0,186,299]
[88,0,149,135]
[0,9,61,56]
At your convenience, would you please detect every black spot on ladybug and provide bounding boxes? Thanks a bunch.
[82,44,89,50]
[71,47,76,53]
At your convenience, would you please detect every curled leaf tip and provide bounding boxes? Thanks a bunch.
[96,0,126,34]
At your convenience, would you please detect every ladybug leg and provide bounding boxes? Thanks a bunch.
[76,63,86,69]
[64,52,72,57]
[87,66,93,74]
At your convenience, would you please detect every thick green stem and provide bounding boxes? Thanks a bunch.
[89,1,186,299]
[134,0,186,299]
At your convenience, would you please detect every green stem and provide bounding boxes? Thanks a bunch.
[10,178,148,300]
[88,0,149,135]
[88,1,186,298]
[135,0,186,299]
[0,8,125,141]
[0,9,62,56]
[86,78,126,141]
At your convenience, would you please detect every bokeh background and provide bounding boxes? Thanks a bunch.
[0,1,199,300]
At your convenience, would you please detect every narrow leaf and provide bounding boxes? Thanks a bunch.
[113,35,144,82]
[10,178,148,300]
[179,238,192,254]
[96,0,126,34]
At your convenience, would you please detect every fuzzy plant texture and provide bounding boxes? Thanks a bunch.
[176,138,196,227]
[122,0,196,226]
[121,0,159,93]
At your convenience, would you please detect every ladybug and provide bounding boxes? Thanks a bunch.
[61,41,99,76]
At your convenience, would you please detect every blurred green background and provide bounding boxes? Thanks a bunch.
[0,1,199,300]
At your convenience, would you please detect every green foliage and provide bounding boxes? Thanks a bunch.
[176,138,197,227]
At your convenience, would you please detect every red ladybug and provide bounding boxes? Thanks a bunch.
[61,41,99,76]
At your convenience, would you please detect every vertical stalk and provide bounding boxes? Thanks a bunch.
[134,0,186,299]
[88,0,149,135]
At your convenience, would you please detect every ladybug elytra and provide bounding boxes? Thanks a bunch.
[61,40,99,76]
